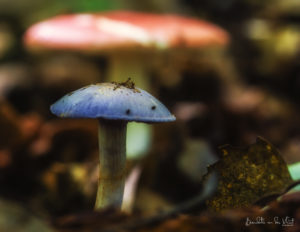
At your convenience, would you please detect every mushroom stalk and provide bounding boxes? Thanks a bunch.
[108,53,150,90]
[50,82,175,211]
[107,53,153,158]
[95,119,127,210]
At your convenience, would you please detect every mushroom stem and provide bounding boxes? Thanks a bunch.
[108,53,150,90]
[95,119,127,210]
[107,53,153,158]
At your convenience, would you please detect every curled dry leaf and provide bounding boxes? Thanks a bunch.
[203,137,293,212]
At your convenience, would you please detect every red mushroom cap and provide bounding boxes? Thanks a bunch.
[24,11,229,52]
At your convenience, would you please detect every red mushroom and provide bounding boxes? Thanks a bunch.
[24,11,228,50]
[24,11,229,89]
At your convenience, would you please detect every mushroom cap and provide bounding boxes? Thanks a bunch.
[50,82,175,123]
[24,11,229,52]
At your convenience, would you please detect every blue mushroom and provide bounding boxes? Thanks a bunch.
[50,79,175,210]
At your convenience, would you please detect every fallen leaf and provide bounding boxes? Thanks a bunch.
[204,137,293,211]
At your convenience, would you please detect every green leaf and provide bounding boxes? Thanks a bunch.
[288,162,300,191]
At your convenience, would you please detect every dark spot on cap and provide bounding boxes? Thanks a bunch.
[151,106,156,110]
[126,109,131,115]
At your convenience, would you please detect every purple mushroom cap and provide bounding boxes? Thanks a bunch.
[50,82,175,123]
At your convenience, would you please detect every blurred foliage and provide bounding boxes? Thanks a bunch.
[289,162,300,180]
[288,162,300,191]
[0,198,52,232]
[30,0,119,23]
[0,0,120,27]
